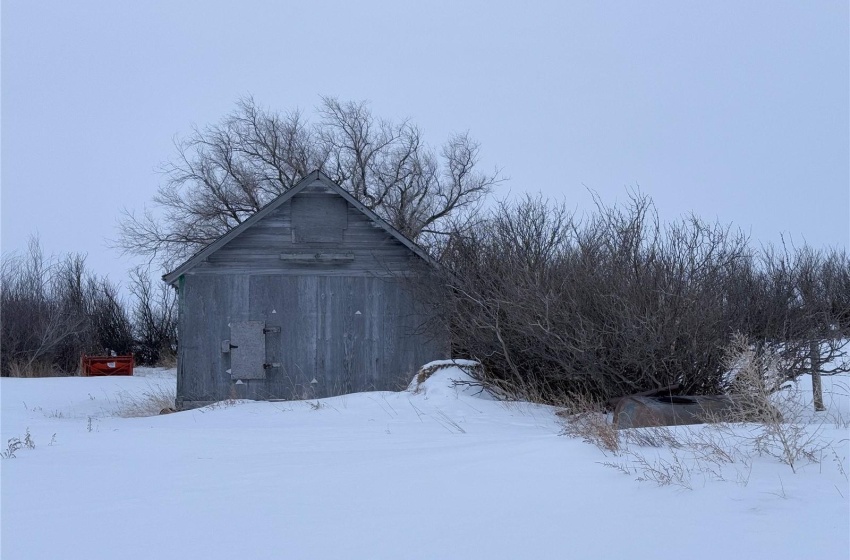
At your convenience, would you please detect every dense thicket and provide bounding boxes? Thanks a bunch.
[433,193,849,401]
[0,239,176,376]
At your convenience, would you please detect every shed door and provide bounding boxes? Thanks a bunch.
[230,321,266,380]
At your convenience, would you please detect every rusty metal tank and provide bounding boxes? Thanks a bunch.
[614,395,740,429]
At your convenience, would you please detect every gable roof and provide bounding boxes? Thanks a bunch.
[162,170,437,284]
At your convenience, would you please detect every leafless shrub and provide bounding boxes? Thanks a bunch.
[432,192,848,405]
[437,193,753,402]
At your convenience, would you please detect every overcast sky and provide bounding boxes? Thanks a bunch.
[2,1,848,281]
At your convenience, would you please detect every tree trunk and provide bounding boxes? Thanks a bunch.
[810,340,825,412]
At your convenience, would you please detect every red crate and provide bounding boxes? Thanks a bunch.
[81,354,134,376]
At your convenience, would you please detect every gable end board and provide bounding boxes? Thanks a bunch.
[162,171,438,285]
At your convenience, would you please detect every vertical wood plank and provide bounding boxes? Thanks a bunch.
[294,275,319,398]
[381,278,401,388]
[178,274,248,403]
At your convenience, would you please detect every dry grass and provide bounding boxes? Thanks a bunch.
[1,428,36,459]
[5,360,68,378]
[715,334,827,473]
[557,393,620,453]
[114,383,177,417]
[620,426,683,449]
[155,352,177,369]
[560,335,843,487]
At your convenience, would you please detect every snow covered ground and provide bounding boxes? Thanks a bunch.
[1,365,848,559]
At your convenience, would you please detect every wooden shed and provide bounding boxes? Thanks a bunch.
[163,171,449,408]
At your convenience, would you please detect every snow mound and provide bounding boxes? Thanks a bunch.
[408,359,495,400]
[418,358,482,370]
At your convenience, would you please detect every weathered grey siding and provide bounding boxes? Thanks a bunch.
[177,274,249,403]
[178,273,444,404]
[175,179,448,407]
[191,189,417,277]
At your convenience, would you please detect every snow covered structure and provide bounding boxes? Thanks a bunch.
[163,171,448,408]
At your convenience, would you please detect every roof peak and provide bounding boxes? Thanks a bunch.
[162,172,436,284]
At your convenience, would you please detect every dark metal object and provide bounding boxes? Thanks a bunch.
[606,383,683,410]
[614,395,739,429]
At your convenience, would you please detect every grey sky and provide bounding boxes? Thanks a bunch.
[2,1,848,280]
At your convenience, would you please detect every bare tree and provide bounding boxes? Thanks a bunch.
[116,96,500,267]
[767,246,849,409]
[129,266,177,366]
[1,237,133,376]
